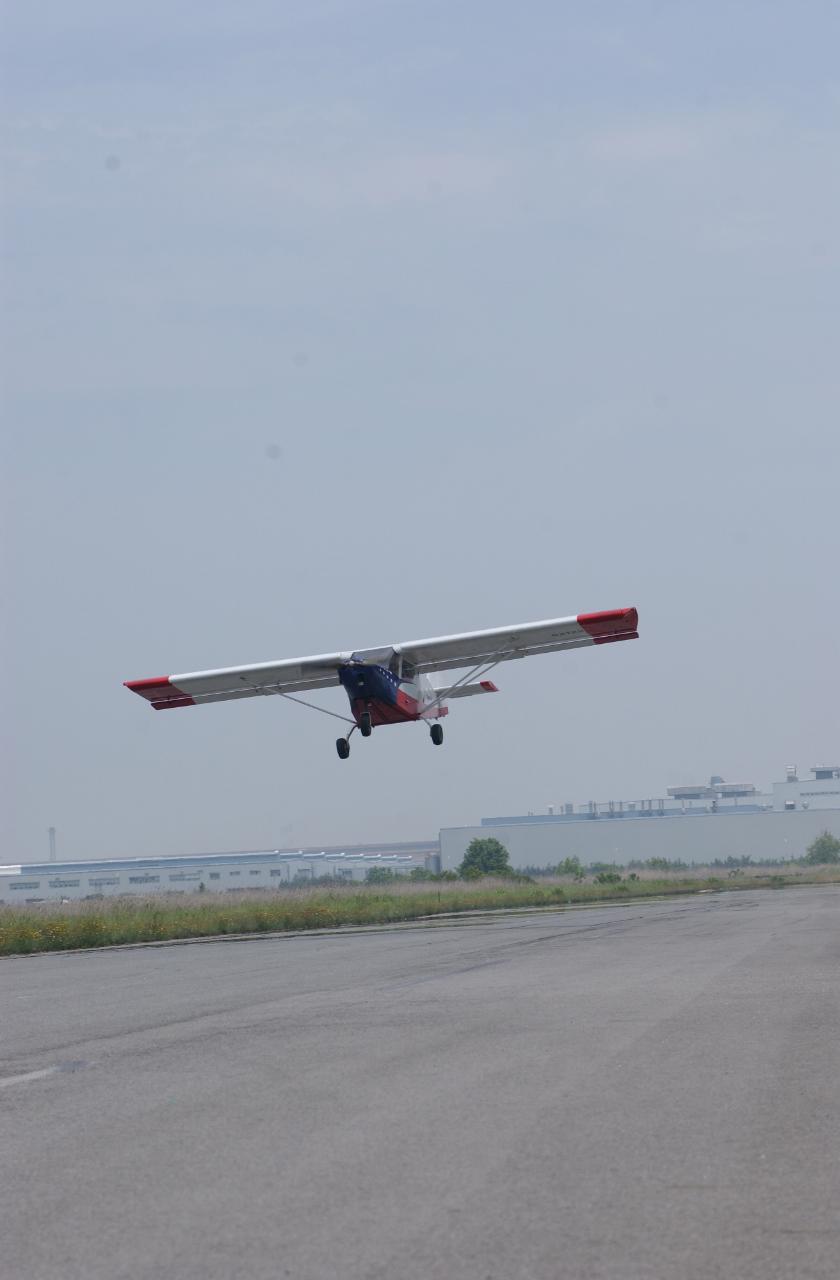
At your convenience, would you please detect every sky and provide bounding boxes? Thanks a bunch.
[3,0,839,862]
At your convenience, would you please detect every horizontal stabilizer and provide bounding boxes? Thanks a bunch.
[433,680,499,701]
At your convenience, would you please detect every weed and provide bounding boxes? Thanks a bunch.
[2,868,838,957]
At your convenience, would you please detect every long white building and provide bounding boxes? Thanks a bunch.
[0,843,437,906]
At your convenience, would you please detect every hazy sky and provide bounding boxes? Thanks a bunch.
[3,1,839,862]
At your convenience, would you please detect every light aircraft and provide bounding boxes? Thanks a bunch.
[125,607,638,759]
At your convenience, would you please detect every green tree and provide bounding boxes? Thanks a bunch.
[803,831,840,865]
[557,856,584,879]
[458,838,512,879]
[366,867,397,883]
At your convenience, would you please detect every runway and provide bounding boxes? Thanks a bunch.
[2,888,839,1279]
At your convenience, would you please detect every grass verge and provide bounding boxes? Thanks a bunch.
[3,869,840,957]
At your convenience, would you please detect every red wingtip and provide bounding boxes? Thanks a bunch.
[577,608,639,644]
[124,676,195,709]
[480,680,499,692]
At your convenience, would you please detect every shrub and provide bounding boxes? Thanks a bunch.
[458,838,512,878]
[803,831,840,865]
[365,867,397,883]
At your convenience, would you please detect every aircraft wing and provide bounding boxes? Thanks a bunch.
[125,609,637,711]
[392,609,638,676]
[125,653,349,710]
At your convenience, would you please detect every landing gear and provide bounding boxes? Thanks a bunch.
[430,722,444,746]
[338,711,372,758]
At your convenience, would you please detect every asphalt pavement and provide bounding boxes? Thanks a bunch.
[2,887,839,1279]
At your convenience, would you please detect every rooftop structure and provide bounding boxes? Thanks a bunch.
[667,777,757,801]
[479,765,839,828]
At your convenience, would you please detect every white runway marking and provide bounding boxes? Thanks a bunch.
[0,1066,59,1089]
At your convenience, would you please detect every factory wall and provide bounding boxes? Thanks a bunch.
[0,854,426,904]
[439,809,840,871]
[772,777,840,811]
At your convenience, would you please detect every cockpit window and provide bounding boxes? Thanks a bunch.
[389,652,416,680]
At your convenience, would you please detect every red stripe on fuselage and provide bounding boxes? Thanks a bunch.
[351,696,418,726]
[350,685,449,727]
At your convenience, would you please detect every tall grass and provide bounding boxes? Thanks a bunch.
[2,869,839,957]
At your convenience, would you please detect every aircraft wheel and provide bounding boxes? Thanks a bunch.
[430,723,444,746]
[359,711,373,737]
[336,737,351,760]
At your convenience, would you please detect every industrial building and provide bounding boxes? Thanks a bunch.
[0,842,437,906]
[439,765,840,871]
[5,765,839,905]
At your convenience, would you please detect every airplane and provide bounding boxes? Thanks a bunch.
[125,607,638,759]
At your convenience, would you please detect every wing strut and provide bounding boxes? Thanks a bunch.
[419,653,507,722]
[278,691,355,727]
